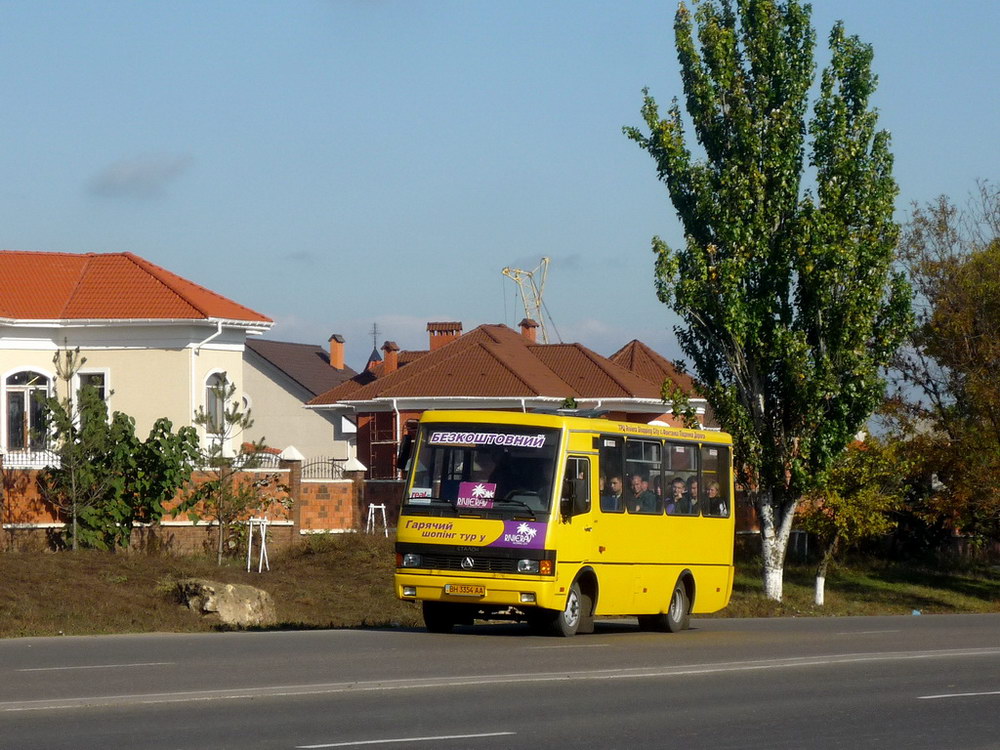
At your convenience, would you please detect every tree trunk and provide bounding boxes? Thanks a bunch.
[814,538,838,606]
[71,471,79,551]
[758,488,798,601]
[71,497,79,552]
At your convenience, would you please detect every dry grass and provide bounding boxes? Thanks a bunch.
[1,537,997,639]
[0,533,421,639]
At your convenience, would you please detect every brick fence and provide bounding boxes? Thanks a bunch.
[0,462,404,554]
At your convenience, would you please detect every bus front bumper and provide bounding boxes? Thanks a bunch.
[395,571,563,610]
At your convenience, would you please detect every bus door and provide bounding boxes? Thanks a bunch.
[554,454,598,580]
[590,435,632,613]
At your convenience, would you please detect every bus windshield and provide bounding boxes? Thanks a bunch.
[404,423,561,518]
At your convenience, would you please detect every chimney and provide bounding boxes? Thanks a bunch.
[328,334,345,370]
[427,321,463,351]
[382,341,399,373]
[519,318,538,344]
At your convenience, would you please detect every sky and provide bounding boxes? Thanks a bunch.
[2,1,997,370]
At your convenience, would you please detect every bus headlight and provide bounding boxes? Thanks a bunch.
[400,553,422,568]
[515,559,553,575]
[517,559,539,574]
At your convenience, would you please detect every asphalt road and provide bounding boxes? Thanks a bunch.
[2,614,998,749]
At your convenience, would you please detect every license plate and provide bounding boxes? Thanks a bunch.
[445,584,486,597]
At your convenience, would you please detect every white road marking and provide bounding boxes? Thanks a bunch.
[834,630,901,636]
[918,690,1000,700]
[296,732,515,748]
[3,647,998,712]
[525,643,609,650]
[16,662,173,673]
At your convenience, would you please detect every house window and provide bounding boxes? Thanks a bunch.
[5,371,50,451]
[205,372,228,435]
[76,371,109,431]
[78,372,107,402]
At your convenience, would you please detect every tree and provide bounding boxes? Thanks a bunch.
[888,182,1000,545]
[181,378,285,565]
[40,347,114,550]
[95,414,200,550]
[40,346,200,551]
[798,436,906,605]
[625,0,911,599]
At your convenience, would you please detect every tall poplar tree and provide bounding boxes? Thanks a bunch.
[625,0,911,599]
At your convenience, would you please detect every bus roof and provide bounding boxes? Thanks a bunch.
[417,409,732,445]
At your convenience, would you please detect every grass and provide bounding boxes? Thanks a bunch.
[0,534,422,639]
[0,536,997,639]
[720,556,1000,618]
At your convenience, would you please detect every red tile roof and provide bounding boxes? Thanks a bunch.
[0,250,270,323]
[608,339,696,394]
[308,324,666,406]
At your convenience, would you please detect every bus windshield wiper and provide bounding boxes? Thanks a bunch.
[496,498,537,518]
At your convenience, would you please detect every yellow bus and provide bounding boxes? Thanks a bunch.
[395,409,735,636]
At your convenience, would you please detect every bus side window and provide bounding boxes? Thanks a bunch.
[702,445,730,517]
[665,443,699,515]
[625,439,662,515]
[598,436,625,513]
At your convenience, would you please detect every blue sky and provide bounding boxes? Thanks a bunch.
[2,1,997,369]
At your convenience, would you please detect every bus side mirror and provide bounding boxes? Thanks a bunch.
[397,434,413,473]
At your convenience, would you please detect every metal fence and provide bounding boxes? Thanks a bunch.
[0,449,348,480]
[246,452,282,469]
[241,454,347,479]
[301,457,346,480]
[0,449,60,469]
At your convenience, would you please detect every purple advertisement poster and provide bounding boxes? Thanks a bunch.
[456,481,496,509]
[490,521,547,549]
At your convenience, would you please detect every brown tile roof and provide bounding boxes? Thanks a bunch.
[361,349,427,380]
[608,339,696,394]
[0,250,270,323]
[245,339,358,398]
[531,343,663,398]
[308,324,665,406]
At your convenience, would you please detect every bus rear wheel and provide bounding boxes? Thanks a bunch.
[638,581,690,633]
[665,581,691,632]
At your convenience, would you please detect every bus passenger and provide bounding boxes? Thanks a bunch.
[686,476,700,515]
[666,477,690,515]
[652,474,663,498]
[601,475,624,512]
[629,473,658,514]
[706,481,727,516]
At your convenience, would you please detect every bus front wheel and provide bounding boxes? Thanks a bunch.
[528,582,586,637]
[549,582,584,637]
[422,601,456,634]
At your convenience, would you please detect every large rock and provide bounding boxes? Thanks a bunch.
[175,579,277,627]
